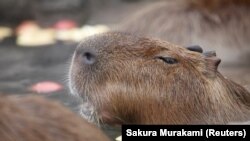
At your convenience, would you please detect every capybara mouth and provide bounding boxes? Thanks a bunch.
[69,77,117,125]
[79,97,124,126]
[73,88,123,126]
[79,102,97,123]
[68,76,99,124]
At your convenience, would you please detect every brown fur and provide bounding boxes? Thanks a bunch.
[0,95,110,141]
[189,0,250,11]
[69,32,250,125]
[118,0,250,66]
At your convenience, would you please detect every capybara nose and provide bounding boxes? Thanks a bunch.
[81,49,96,65]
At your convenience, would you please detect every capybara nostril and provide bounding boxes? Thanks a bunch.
[82,50,96,65]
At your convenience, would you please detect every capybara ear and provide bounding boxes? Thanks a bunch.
[185,45,203,53]
[203,51,221,77]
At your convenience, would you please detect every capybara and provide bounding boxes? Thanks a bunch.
[69,32,250,125]
[0,95,110,141]
[118,0,250,66]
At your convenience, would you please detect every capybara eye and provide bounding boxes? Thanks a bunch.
[186,45,203,53]
[157,56,178,64]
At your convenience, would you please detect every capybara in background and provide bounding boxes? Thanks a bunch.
[119,0,250,66]
[0,95,110,141]
[69,32,250,125]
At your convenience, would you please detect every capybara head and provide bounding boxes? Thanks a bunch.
[0,95,110,141]
[69,32,250,125]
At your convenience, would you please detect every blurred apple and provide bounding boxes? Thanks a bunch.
[0,26,12,41]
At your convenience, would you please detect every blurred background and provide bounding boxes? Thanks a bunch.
[0,0,148,106]
[0,0,249,140]
[0,0,150,140]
